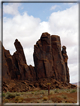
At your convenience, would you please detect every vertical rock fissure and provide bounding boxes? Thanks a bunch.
[43,61,46,77]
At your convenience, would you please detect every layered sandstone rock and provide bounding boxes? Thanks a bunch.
[2,39,36,81]
[33,32,53,79]
[51,35,67,83]
[2,32,69,84]
[34,32,70,83]
[62,46,70,83]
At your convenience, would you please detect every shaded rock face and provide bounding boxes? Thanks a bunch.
[62,46,70,83]
[2,32,69,84]
[2,47,10,79]
[34,32,69,83]
[34,33,53,79]
[51,35,67,82]
[14,39,26,64]
[2,39,36,81]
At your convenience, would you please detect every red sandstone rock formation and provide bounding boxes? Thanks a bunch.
[51,35,68,83]
[2,39,36,81]
[62,46,70,83]
[34,32,69,83]
[34,32,53,79]
[2,32,70,84]
[3,47,10,79]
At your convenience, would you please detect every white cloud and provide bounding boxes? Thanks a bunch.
[3,3,79,83]
[3,3,20,15]
[50,5,60,10]
[48,4,79,83]
[69,63,79,83]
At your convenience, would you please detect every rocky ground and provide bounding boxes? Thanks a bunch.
[3,78,76,92]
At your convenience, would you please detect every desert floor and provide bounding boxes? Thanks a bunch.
[2,88,78,104]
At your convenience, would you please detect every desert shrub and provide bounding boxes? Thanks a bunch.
[40,95,43,98]
[50,91,54,95]
[2,92,5,97]
[54,89,59,93]
[5,92,16,99]
[43,96,48,101]
[40,90,45,94]
[70,89,76,93]
[57,95,63,98]
[18,99,23,103]
[23,100,26,103]
[16,93,20,96]
[66,89,70,93]
[35,92,38,95]
[35,100,42,103]
[15,96,23,103]
[26,91,31,94]
[31,92,34,94]
[62,95,67,99]
[15,96,19,102]
[4,99,9,103]
[50,96,62,103]
[21,92,25,95]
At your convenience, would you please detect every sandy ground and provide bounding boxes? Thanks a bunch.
[2,89,78,104]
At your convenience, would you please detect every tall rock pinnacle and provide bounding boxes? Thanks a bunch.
[2,32,70,83]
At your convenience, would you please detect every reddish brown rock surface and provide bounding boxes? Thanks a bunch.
[34,32,70,83]
[1,32,75,92]
[2,39,36,81]
[62,46,70,83]
[3,78,76,92]
[34,32,53,79]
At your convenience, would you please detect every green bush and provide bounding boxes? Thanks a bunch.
[16,93,20,96]
[2,92,5,97]
[5,92,16,99]
[70,89,76,93]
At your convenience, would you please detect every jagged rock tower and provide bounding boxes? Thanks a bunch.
[34,32,69,83]
[2,32,70,83]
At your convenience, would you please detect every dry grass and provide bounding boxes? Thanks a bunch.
[43,96,48,101]
[2,88,77,103]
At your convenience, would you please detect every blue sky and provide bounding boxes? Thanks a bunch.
[3,2,77,21]
[2,2,79,83]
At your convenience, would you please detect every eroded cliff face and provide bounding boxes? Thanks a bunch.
[34,33,54,79]
[34,32,69,83]
[2,39,36,81]
[2,32,70,83]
